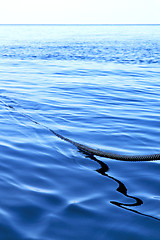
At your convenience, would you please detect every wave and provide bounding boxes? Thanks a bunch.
[0,42,160,64]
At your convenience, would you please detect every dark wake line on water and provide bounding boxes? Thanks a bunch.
[0,95,160,222]
[1,95,160,162]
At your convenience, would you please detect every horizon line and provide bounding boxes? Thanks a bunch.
[0,23,160,26]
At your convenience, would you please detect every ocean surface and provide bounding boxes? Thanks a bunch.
[0,24,160,240]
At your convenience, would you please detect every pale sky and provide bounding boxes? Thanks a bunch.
[0,0,160,24]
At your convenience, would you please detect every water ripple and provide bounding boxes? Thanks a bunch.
[0,25,160,240]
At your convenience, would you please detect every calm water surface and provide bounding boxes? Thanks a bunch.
[0,25,160,240]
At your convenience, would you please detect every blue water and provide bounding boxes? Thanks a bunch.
[0,24,160,240]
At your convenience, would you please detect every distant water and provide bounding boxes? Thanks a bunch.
[0,24,160,240]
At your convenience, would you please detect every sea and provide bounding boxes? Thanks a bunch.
[0,24,160,240]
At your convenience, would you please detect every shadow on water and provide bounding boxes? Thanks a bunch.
[79,150,160,222]
[0,95,160,222]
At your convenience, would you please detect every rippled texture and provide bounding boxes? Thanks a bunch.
[0,25,160,240]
